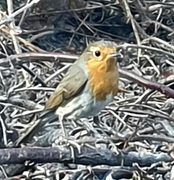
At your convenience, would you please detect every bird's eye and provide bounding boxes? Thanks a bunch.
[94,50,101,57]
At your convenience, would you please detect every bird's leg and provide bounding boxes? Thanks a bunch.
[59,116,66,137]
[82,118,102,138]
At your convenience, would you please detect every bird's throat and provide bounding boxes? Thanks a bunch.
[87,58,119,101]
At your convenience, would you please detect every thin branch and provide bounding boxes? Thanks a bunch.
[0,0,40,26]
[119,68,174,98]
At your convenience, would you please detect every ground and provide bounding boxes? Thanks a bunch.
[0,0,174,179]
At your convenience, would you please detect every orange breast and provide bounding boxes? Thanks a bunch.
[86,57,119,101]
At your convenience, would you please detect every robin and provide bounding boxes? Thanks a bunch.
[45,40,119,136]
[16,40,119,144]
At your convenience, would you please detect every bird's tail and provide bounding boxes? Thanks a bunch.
[15,110,58,146]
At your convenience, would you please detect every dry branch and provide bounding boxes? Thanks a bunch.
[0,146,171,166]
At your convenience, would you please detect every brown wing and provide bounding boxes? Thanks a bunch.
[45,63,88,110]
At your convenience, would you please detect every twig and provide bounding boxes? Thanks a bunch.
[20,64,47,87]
[0,0,40,26]
[119,68,174,98]
[143,37,174,51]
[18,0,31,27]
[119,0,141,61]
[118,43,174,59]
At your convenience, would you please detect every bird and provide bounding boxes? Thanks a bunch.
[15,40,119,145]
[45,40,119,136]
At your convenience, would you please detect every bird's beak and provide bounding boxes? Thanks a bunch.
[109,52,121,58]
[109,52,122,63]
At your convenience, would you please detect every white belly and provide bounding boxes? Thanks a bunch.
[55,87,113,119]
